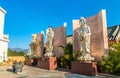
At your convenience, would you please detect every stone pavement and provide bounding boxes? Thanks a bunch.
[0,65,106,78]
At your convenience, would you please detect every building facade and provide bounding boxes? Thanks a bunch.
[66,35,72,44]
[0,7,9,62]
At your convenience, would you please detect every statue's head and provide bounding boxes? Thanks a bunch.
[79,17,86,26]
[48,26,52,31]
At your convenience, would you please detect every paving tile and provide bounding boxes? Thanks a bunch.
[0,65,114,78]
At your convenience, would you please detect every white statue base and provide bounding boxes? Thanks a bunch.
[44,52,53,57]
[77,54,94,63]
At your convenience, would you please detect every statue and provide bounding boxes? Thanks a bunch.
[44,26,54,57]
[76,17,94,62]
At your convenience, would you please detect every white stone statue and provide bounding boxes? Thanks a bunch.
[44,26,54,57]
[76,17,94,62]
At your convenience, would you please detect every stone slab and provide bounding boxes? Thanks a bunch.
[53,26,66,57]
[72,10,108,60]
[36,33,44,57]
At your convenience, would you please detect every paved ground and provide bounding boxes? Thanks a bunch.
[0,65,106,78]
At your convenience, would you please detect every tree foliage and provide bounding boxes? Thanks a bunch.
[8,49,26,56]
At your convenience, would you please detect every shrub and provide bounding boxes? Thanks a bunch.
[98,42,120,75]
[58,43,75,69]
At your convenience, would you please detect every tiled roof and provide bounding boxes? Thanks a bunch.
[67,25,120,41]
[108,25,120,41]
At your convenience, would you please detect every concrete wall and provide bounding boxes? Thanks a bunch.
[67,36,72,44]
[73,10,108,60]
[0,40,8,62]
[8,56,25,62]
[7,56,25,65]
[0,7,9,62]
[0,7,6,38]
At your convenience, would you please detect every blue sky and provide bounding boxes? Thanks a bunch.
[0,0,120,49]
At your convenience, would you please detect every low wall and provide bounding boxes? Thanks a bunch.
[7,56,25,66]
[8,56,25,62]
[0,56,25,66]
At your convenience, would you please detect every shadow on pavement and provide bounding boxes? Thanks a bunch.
[57,68,71,72]
[6,69,13,73]
[17,76,28,78]
[65,73,99,78]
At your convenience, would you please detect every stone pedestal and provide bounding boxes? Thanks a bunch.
[25,59,33,66]
[71,61,97,76]
[37,57,57,70]
[25,58,37,66]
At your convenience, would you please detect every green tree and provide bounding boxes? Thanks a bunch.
[8,49,26,56]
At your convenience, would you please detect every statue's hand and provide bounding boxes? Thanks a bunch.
[79,36,84,41]
[83,35,86,39]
